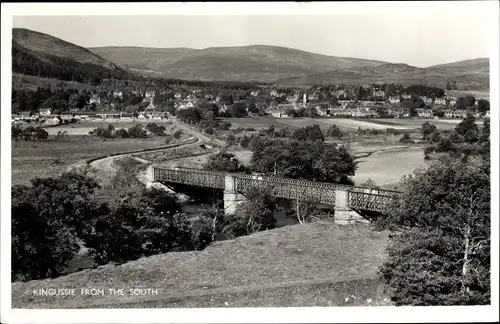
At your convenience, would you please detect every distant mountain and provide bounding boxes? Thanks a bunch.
[89,45,388,82]
[428,58,489,70]
[12,28,137,84]
[274,60,490,90]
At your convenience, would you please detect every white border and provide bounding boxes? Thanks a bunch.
[1,2,499,323]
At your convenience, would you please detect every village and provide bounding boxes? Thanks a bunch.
[11,82,490,126]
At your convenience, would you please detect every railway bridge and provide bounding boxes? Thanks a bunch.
[145,166,402,224]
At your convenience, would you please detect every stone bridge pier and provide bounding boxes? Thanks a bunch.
[334,189,369,225]
[223,175,246,215]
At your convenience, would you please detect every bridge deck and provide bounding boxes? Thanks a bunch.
[153,167,401,212]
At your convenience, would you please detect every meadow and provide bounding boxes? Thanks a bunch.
[221,117,463,133]
[43,120,175,136]
[11,136,169,186]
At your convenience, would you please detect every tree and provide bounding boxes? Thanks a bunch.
[115,128,129,138]
[11,172,106,281]
[203,150,246,173]
[146,122,165,136]
[12,124,24,141]
[190,205,225,250]
[476,99,490,116]
[326,124,343,139]
[421,122,437,141]
[223,187,277,238]
[399,132,412,143]
[127,125,148,138]
[378,157,490,305]
[360,178,380,189]
[456,96,476,110]
[455,114,478,136]
[84,188,193,265]
[230,102,247,118]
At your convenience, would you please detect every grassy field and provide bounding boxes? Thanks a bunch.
[446,89,490,100]
[222,118,292,130]
[11,136,169,186]
[43,120,175,136]
[12,222,391,308]
[221,117,464,133]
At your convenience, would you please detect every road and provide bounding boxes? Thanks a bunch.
[85,118,213,184]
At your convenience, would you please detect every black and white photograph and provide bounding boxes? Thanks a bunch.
[1,2,499,323]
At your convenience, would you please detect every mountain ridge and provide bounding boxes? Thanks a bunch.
[12,28,489,89]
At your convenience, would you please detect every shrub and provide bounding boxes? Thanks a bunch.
[173,130,182,139]
[204,127,215,135]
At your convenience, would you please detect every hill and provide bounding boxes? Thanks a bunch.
[12,28,138,84]
[89,45,388,82]
[11,222,391,308]
[428,57,489,70]
[274,60,490,89]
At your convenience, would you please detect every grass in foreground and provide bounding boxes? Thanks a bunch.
[12,222,390,308]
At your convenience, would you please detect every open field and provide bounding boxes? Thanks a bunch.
[222,118,291,130]
[446,89,490,100]
[11,136,169,186]
[221,117,467,133]
[42,120,175,136]
[12,222,391,308]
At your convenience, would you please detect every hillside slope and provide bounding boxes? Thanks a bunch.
[12,28,137,84]
[13,28,118,69]
[275,60,490,89]
[12,222,390,308]
[90,45,388,82]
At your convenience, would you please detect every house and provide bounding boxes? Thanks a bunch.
[38,108,51,116]
[177,104,187,110]
[401,93,412,100]
[46,116,61,125]
[334,89,346,97]
[185,101,194,108]
[278,103,299,111]
[174,93,182,99]
[89,94,101,105]
[373,90,385,98]
[358,100,378,106]
[388,96,400,104]
[205,94,214,100]
[270,89,278,97]
[434,97,446,106]
[137,113,147,120]
[270,109,289,118]
[444,109,467,119]
[145,91,155,100]
[250,90,260,97]
[112,91,123,99]
[416,108,433,118]
[447,97,457,105]
[419,96,433,105]
[120,113,134,119]
[307,93,319,101]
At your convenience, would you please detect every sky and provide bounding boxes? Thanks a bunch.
[11,5,494,67]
